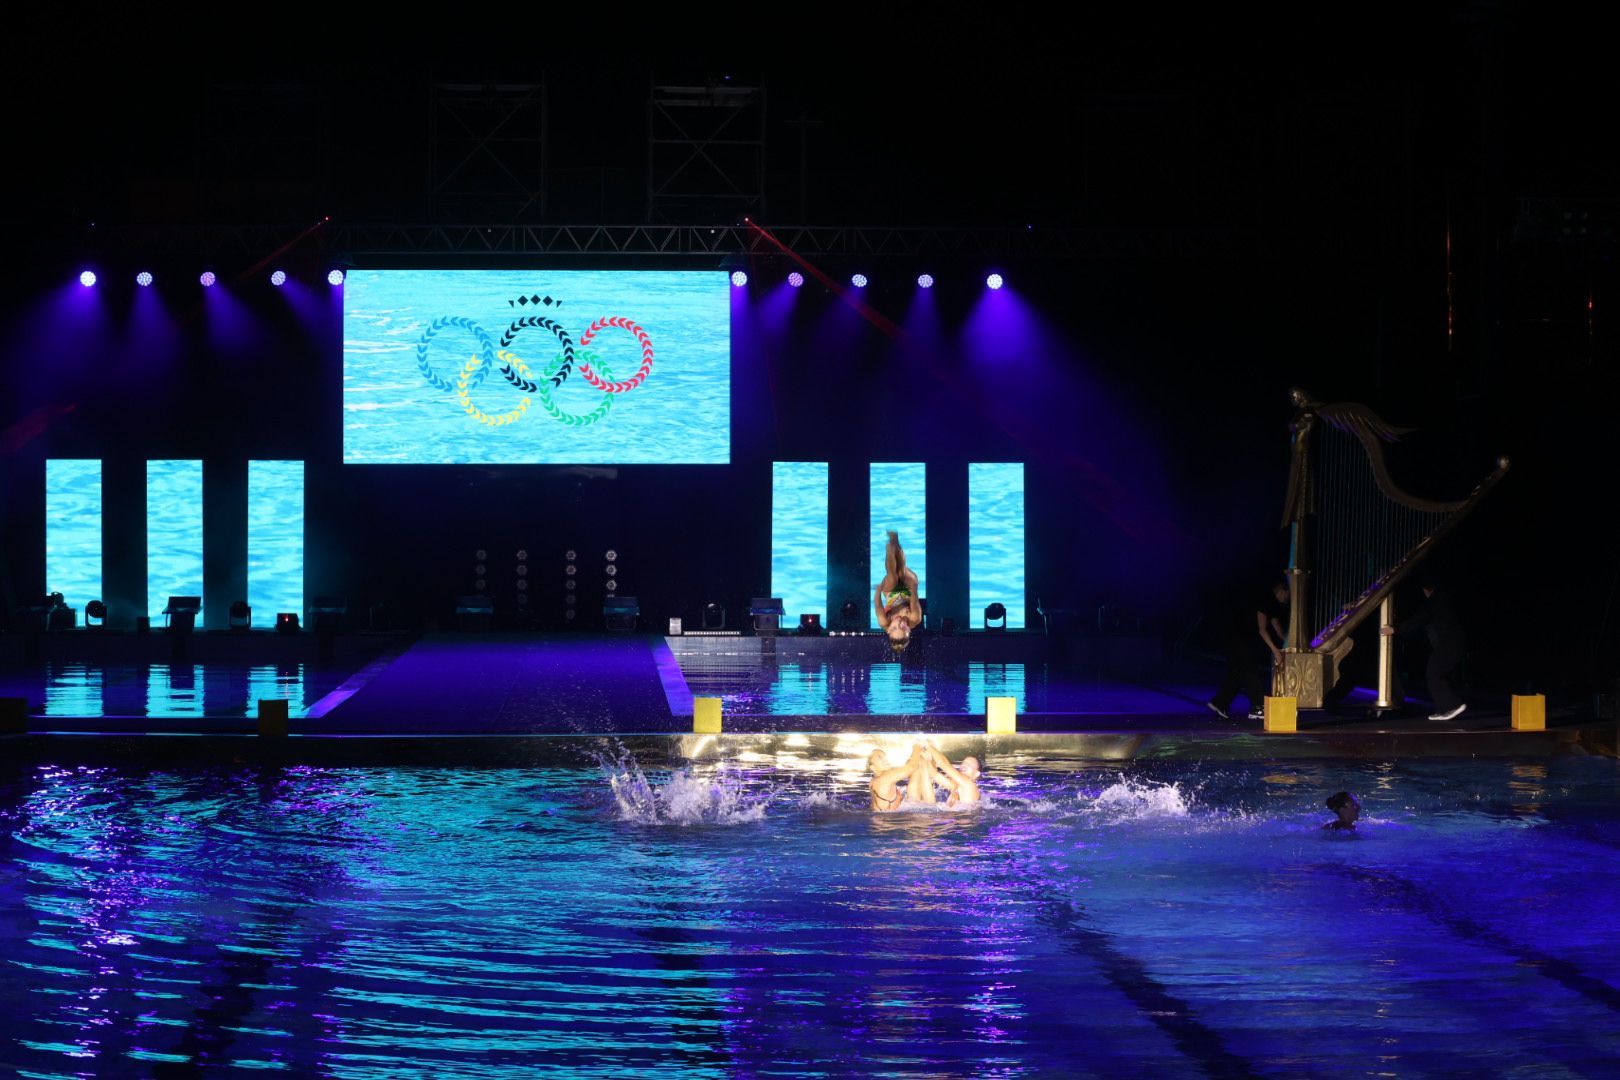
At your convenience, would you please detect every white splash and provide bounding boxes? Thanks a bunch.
[601,750,768,826]
[1085,779,1193,819]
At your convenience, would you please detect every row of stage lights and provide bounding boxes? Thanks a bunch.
[78,270,346,288]
[80,268,1005,291]
[731,270,1006,290]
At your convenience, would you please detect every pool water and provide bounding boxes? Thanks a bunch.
[675,658,1204,716]
[0,662,349,719]
[2,753,1617,1076]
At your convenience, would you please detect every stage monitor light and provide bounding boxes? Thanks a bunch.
[788,271,804,288]
[851,273,868,289]
[270,270,287,286]
[136,271,153,287]
[79,270,96,287]
[228,600,251,630]
[84,599,107,628]
[986,273,1005,290]
[200,271,217,287]
[984,602,1008,631]
[917,273,934,289]
[328,269,345,285]
[798,613,823,635]
[731,270,748,287]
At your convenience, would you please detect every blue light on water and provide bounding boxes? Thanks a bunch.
[870,463,926,627]
[45,459,103,614]
[44,663,104,717]
[342,270,731,464]
[969,462,1025,628]
[765,662,830,714]
[771,462,828,625]
[248,461,304,629]
[247,664,307,716]
[146,664,205,717]
[867,662,928,714]
[147,460,205,626]
[967,661,1026,713]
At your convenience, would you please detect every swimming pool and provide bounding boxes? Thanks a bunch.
[2,752,1617,1076]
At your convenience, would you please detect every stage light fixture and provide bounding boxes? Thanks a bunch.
[851,273,869,289]
[79,270,96,287]
[986,273,1005,290]
[917,274,934,289]
[136,271,153,287]
[228,600,251,630]
[327,269,345,286]
[84,599,107,628]
[270,270,287,286]
[275,612,300,634]
[731,270,748,287]
[200,271,217,287]
[788,271,805,288]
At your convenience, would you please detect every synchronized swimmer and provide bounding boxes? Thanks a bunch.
[867,742,981,811]
[875,530,923,654]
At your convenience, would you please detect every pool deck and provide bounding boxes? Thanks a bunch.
[1,631,1613,763]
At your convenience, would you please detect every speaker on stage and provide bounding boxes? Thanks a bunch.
[798,613,823,636]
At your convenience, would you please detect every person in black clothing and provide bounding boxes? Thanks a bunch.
[1208,580,1290,721]
[1380,579,1467,721]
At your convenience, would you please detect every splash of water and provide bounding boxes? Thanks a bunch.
[597,747,768,825]
[1085,778,1193,819]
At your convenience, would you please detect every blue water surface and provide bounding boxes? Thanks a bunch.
[2,754,1617,1076]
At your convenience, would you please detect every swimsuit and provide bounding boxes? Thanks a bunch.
[873,786,904,811]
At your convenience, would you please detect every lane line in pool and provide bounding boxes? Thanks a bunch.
[1328,865,1620,1015]
[1040,897,1262,1080]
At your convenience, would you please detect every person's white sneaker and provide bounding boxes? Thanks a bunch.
[1428,703,1467,722]
[1206,701,1232,720]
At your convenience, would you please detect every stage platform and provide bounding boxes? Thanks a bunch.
[1,631,1609,763]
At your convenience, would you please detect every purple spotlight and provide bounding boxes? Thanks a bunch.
[270,270,287,286]
[200,271,217,287]
[79,270,97,287]
[788,271,804,288]
[986,273,1005,290]
[917,273,935,289]
[136,271,153,287]
[731,270,748,287]
[851,273,868,289]
[327,269,345,286]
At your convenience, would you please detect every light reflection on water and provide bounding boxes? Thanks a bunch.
[695,660,1032,715]
[25,662,320,718]
[2,756,1619,1075]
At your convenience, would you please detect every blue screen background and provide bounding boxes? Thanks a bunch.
[343,270,730,464]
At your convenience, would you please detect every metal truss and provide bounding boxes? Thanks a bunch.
[648,81,766,223]
[70,221,1352,263]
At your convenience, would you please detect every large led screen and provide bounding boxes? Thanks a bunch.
[343,270,730,464]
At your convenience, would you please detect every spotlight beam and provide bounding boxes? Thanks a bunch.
[743,219,900,338]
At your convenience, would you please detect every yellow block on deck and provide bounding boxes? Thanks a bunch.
[1511,694,1546,731]
[693,696,723,734]
[1263,696,1297,733]
[986,696,1017,734]
[257,699,289,737]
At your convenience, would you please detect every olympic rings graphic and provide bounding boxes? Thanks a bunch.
[413,296,653,429]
